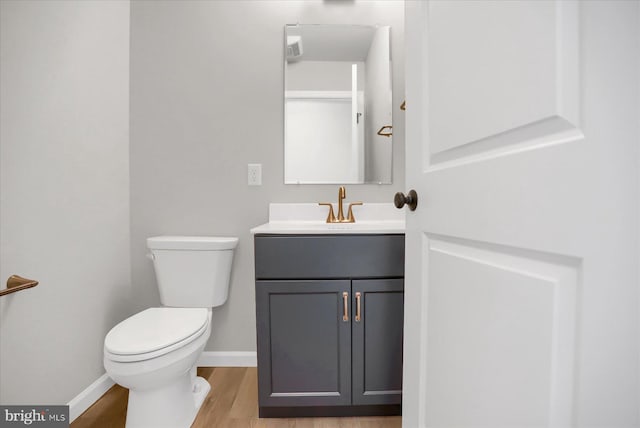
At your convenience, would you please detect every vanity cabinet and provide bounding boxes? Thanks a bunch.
[254,234,404,417]
[351,279,404,406]
[255,279,352,408]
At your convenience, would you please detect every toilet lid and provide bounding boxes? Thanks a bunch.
[105,307,209,355]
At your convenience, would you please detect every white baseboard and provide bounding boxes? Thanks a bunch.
[67,352,256,422]
[67,373,115,423]
[197,351,257,367]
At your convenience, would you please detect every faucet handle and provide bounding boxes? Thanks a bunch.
[319,203,337,223]
[345,202,363,223]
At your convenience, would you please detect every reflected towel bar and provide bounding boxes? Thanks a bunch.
[0,275,39,297]
[377,125,393,137]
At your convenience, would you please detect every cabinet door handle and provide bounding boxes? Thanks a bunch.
[355,292,362,322]
[342,292,349,322]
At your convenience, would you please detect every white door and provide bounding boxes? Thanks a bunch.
[402,1,639,427]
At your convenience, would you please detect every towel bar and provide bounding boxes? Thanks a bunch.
[0,275,39,297]
[377,125,393,137]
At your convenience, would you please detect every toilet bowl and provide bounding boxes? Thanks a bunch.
[104,236,238,428]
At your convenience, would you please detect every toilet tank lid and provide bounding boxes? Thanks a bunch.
[147,236,239,250]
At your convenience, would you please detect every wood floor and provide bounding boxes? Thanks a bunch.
[71,367,402,428]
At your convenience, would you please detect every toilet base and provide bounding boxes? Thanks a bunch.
[125,374,211,428]
[192,376,211,411]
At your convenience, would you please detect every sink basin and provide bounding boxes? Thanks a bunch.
[250,203,405,235]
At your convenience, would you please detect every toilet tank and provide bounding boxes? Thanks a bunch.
[147,236,238,308]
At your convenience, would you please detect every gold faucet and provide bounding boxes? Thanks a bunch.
[337,186,346,221]
[319,186,363,223]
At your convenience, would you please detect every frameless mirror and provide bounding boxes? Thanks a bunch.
[284,24,393,184]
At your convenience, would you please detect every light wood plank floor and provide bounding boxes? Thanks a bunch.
[71,367,402,428]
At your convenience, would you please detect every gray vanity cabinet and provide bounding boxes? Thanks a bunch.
[352,279,404,406]
[255,280,352,407]
[254,234,405,417]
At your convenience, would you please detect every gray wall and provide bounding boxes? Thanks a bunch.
[130,0,405,352]
[0,0,130,404]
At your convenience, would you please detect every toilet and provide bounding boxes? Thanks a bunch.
[104,236,238,428]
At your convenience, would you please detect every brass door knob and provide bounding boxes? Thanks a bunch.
[394,190,418,211]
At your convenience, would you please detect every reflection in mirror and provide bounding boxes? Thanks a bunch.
[284,24,393,184]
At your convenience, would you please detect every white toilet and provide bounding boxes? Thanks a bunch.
[104,236,238,428]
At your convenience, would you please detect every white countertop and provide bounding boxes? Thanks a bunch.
[250,203,405,235]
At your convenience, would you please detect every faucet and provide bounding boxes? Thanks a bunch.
[337,186,346,222]
[319,186,363,223]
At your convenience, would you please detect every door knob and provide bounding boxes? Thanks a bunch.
[394,190,418,211]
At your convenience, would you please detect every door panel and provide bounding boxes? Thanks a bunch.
[352,279,404,405]
[256,280,351,407]
[428,1,580,165]
[425,237,578,425]
[403,1,639,427]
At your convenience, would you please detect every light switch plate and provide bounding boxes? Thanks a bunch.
[248,163,262,186]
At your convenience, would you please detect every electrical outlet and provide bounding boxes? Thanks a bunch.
[248,163,262,186]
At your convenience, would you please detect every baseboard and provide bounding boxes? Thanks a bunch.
[67,372,115,423]
[66,352,255,422]
[197,351,257,367]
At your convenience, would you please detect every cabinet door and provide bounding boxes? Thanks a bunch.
[256,280,352,407]
[352,279,404,405]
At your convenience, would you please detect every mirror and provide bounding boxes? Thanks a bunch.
[284,24,393,184]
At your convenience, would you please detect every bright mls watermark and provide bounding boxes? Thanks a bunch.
[0,406,68,427]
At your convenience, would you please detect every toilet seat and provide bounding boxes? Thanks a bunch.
[105,307,209,363]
